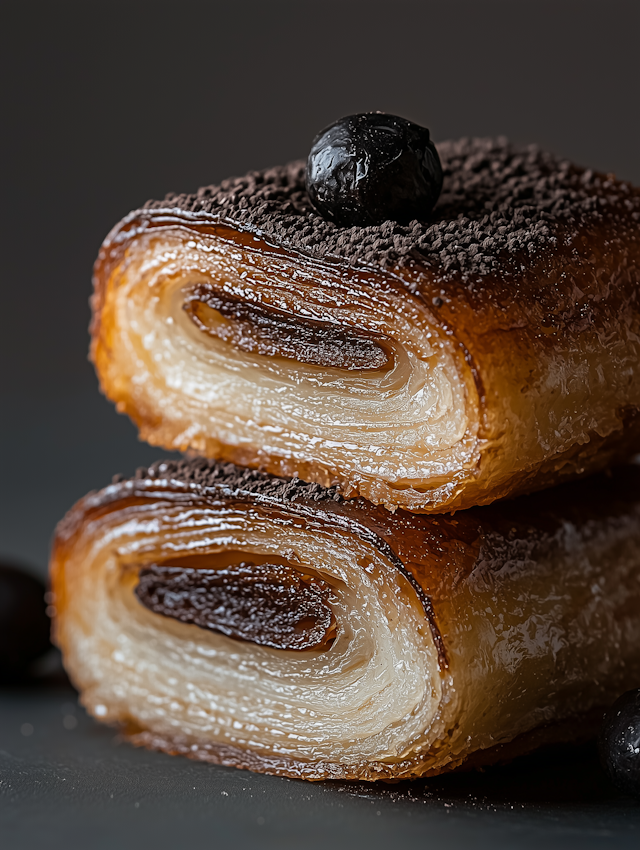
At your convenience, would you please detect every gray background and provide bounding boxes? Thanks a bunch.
[1,1,639,847]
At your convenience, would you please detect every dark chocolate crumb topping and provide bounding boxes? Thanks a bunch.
[143,137,640,278]
[115,457,343,504]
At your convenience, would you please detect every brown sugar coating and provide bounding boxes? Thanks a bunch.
[143,137,640,278]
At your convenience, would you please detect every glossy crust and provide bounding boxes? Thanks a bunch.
[51,461,640,780]
[91,145,640,512]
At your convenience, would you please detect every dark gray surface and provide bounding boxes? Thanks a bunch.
[2,1,640,847]
[1,682,639,850]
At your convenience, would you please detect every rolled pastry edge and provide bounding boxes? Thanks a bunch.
[51,461,640,780]
[91,205,640,513]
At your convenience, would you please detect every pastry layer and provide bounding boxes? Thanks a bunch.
[91,140,640,511]
[50,460,640,780]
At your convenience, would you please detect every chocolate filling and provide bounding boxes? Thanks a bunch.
[134,554,337,651]
[183,284,393,371]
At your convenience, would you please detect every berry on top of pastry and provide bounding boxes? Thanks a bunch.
[306,113,443,226]
[91,120,640,512]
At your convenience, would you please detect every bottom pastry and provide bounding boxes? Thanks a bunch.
[50,460,640,781]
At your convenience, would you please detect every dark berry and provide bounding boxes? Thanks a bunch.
[306,112,443,227]
[598,688,640,798]
[0,562,51,682]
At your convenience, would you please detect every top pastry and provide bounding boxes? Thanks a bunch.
[92,133,640,513]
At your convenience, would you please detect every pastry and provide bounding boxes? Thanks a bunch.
[50,459,640,781]
[91,130,640,512]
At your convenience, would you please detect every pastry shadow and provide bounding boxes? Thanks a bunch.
[329,742,621,806]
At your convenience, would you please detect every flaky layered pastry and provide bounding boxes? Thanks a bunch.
[91,139,640,512]
[51,459,640,781]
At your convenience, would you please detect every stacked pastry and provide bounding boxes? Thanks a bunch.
[51,118,640,780]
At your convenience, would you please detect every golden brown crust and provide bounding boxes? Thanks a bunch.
[51,461,640,780]
[90,173,640,512]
